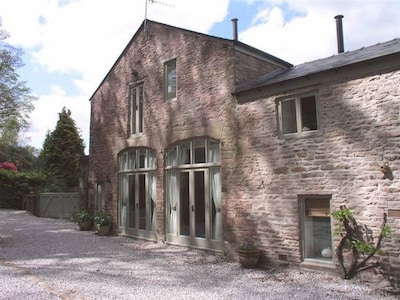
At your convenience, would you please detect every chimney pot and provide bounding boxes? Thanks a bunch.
[334,15,344,53]
[231,18,238,41]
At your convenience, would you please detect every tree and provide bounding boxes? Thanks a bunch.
[39,107,85,191]
[0,23,37,140]
[332,206,392,280]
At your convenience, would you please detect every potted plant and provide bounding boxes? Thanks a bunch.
[94,210,112,236]
[237,240,261,268]
[73,210,93,231]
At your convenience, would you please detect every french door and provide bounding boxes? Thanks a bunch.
[119,171,157,240]
[167,168,222,250]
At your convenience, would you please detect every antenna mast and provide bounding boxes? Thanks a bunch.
[145,0,174,21]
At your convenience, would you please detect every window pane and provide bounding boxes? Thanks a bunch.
[303,198,332,261]
[138,86,144,133]
[128,175,136,228]
[148,150,156,169]
[179,172,190,236]
[130,88,137,134]
[139,149,146,168]
[194,140,206,163]
[167,147,178,166]
[208,141,220,163]
[281,99,297,134]
[166,60,176,100]
[179,142,191,165]
[128,150,136,169]
[301,96,317,131]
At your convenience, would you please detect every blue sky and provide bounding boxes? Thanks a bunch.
[0,0,399,154]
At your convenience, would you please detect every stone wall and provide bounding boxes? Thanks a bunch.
[231,69,400,287]
[88,21,284,240]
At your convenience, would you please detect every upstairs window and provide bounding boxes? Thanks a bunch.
[278,94,319,136]
[165,59,176,100]
[129,84,144,135]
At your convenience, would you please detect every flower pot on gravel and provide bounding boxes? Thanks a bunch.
[238,240,260,268]
[238,249,261,268]
[78,220,92,231]
[94,211,112,236]
[97,225,111,236]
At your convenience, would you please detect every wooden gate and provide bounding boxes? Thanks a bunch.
[39,193,80,219]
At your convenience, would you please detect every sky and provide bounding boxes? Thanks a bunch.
[0,0,399,154]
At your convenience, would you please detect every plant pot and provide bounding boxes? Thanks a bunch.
[79,220,92,231]
[97,225,110,236]
[238,249,260,268]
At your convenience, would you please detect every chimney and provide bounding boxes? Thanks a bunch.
[334,15,344,53]
[231,18,238,41]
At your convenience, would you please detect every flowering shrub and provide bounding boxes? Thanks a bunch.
[0,162,18,172]
[239,240,257,251]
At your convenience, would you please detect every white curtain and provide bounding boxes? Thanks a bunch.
[210,168,222,241]
[167,169,178,234]
[150,171,157,231]
[148,150,156,169]
[208,142,220,163]
[120,174,128,227]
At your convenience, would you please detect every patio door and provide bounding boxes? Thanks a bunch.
[119,148,157,240]
[166,138,222,251]
[179,169,207,239]
[128,173,147,230]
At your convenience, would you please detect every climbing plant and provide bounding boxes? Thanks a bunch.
[332,205,392,280]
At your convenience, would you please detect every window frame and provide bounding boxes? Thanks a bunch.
[299,195,333,264]
[164,59,177,101]
[277,92,320,137]
[129,83,144,136]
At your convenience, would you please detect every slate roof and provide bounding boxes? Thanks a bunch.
[234,38,400,94]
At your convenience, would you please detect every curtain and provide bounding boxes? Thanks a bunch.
[148,150,156,169]
[208,142,220,163]
[120,174,128,227]
[150,171,157,231]
[167,169,178,234]
[210,168,222,241]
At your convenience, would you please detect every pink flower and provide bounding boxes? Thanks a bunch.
[0,162,18,172]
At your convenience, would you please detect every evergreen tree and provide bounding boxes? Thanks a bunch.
[39,107,85,191]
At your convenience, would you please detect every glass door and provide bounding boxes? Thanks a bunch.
[179,170,206,238]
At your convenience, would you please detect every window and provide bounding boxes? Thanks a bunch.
[278,94,318,136]
[129,85,144,135]
[300,196,332,262]
[166,138,222,251]
[119,148,157,240]
[165,59,176,100]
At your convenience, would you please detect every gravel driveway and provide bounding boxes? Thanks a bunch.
[0,209,397,300]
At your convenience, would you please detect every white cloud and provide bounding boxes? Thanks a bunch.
[24,88,90,151]
[239,0,400,64]
[1,0,399,155]
[1,0,230,154]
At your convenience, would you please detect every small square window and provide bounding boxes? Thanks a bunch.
[278,94,318,136]
[165,59,176,100]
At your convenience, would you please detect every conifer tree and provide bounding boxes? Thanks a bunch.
[39,107,85,191]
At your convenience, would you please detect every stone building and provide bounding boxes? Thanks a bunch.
[88,19,400,288]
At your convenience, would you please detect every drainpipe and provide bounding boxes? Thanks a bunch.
[334,15,345,53]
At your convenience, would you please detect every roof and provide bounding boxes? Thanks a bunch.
[234,38,400,95]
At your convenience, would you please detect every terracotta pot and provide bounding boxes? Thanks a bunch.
[238,249,260,268]
[97,225,111,236]
[78,220,92,231]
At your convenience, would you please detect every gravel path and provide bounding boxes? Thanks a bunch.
[0,209,397,300]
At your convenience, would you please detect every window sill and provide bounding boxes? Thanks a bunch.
[301,259,336,273]
[279,130,321,139]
